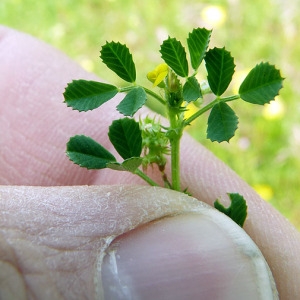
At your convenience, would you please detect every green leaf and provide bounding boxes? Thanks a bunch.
[187,27,212,70]
[160,37,189,77]
[207,102,238,142]
[100,41,136,83]
[107,157,143,172]
[66,135,116,169]
[117,87,147,117]
[204,47,235,96]
[63,80,118,112]
[214,193,247,227]
[108,118,142,160]
[239,62,284,105]
[183,76,202,102]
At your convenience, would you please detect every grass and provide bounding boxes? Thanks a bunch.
[1,0,299,230]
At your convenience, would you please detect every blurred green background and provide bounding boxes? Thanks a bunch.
[1,0,299,229]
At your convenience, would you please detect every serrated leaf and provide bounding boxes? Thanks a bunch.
[204,47,235,96]
[183,76,202,102]
[108,118,142,160]
[107,157,143,172]
[239,62,284,105]
[100,41,136,83]
[207,102,238,142]
[117,87,147,117]
[160,37,189,77]
[187,27,212,70]
[214,193,247,227]
[66,135,116,169]
[63,80,118,111]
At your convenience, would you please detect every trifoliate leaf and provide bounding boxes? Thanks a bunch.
[66,135,116,169]
[214,193,247,227]
[160,37,189,77]
[183,76,202,102]
[106,157,143,172]
[100,41,136,83]
[187,28,212,70]
[117,87,147,117]
[63,80,118,112]
[108,118,142,160]
[239,62,284,105]
[207,102,238,142]
[204,47,235,96]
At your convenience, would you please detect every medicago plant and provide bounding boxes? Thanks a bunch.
[63,28,284,227]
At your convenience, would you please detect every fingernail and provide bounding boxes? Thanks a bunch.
[100,213,278,300]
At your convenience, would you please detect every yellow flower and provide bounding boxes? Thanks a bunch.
[253,184,274,201]
[147,63,168,87]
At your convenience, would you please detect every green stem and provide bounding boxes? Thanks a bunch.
[170,134,181,191]
[222,94,241,103]
[134,168,159,186]
[143,87,166,106]
[119,85,135,93]
[119,85,166,106]
[184,98,218,125]
[168,108,183,191]
[184,94,240,125]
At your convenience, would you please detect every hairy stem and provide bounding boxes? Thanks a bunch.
[134,168,159,186]
[143,87,166,106]
[170,134,181,191]
[184,94,240,125]
[119,85,166,106]
[168,108,183,191]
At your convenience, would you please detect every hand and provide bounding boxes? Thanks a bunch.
[0,26,299,299]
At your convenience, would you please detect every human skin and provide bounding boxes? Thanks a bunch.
[0,26,299,299]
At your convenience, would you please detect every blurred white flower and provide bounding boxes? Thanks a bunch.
[262,98,285,120]
[77,56,95,72]
[201,5,226,27]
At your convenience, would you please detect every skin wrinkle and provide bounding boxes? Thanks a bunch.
[1,238,51,300]
[2,221,94,299]
[0,232,21,277]
[0,261,27,299]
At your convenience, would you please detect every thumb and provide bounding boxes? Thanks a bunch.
[0,185,277,300]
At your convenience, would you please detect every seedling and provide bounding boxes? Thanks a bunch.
[63,28,284,227]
